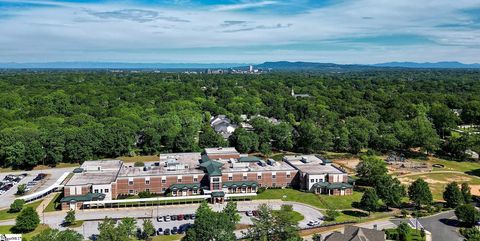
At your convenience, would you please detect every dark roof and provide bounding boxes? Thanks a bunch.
[170,183,201,190]
[238,156,262,162]
[211,191,225,197]
[199,160,223,176]
[60,193,105,203]
[222,181,258,188]
[324,225,386,241]
[311,182,353,190]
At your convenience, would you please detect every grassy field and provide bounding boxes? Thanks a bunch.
[0,200,43,221]
[272,210,304,223]
[427,157,480,173]
[0,224,50,239]
[398,172,480,200]
[255,189,362,210]
[44,192,63,212]
[150,235,184,241]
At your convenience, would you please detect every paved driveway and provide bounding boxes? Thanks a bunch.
[0,167,75,210]
[0,200,323,240]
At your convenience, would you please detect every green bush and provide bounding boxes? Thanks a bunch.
[10,199,25,213]
[138,190,153,198]
[14,207,40,233]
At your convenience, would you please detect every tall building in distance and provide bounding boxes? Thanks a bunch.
[249,65,253,73]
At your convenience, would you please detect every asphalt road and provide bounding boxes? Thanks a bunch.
[0,200,324,240]
[418,211,463,241]
[0,167,75,210]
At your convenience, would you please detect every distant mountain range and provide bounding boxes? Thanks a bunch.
[0,61,479,70]
[373,61,480,69]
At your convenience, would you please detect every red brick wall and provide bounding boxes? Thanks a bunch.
[222,171,297,188]
[64,185,90,197]
[115,174,204,197]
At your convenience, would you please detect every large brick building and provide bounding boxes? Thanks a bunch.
[61,148,353,209]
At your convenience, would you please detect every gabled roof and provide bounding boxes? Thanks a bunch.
[222,181,258,188]
[199,160,223,176]
[170,183,201,190]
[311,182,353,190]
[60,193,106,203]
[324,225,386,241]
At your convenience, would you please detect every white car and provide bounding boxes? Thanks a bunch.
[308,220,320,226]
[164,216,171,222]
[246,210,253,216]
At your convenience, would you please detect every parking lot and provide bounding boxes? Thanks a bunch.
[0,167,76,210]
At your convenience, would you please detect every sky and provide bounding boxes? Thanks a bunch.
[0,0,480,64]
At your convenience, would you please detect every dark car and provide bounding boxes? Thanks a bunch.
[164,228,171,235]
[156,216,163,222]
[184,214,190,220]
[171,227,178,234]
[171,215,177,221]
[252,210,259,216]
[177,214,184,221]
[191,214,196,220]
[157,228,163,235]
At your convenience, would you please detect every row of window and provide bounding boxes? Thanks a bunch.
[94,189,109,194]
[127,177,199,186]
[227,173,291,181]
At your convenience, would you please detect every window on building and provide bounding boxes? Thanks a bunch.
[286,173,291,178]
[272,174,276,179]
[104,189,109,193]
[162,188,166,192]
[212,177,220,182]
[272,183,276,187]
[257,175,262,180]
[193,189,198,194]
[128,180,134,185]
[162,179,166,184]
[94,189,99,193]
[129,190,134,194]
[145,180,150,185]
[145,188,150,192]
[243,175,247,180]
[213,183,221,190]
[178,178,182,183]
[310,179,314,183]
[228,176,233,181]
[193,177,198,182]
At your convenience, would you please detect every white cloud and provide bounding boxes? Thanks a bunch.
[0,0,479,63]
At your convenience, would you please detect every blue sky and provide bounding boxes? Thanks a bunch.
[0,0,479,63]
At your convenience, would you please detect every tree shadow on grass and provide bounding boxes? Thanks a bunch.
[465,169,480,177]
[342,210,369,218]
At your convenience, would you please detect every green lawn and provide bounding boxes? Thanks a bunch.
[0,224,50,240]
[427,158,480,173]
[44,192,63,212]
[385,228,426,241]
[150,235,184,241]
[255,189,362,210]
[272,210,304,223]
[0,200,43,221]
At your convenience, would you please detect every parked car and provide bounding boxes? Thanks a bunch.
[177,214,184,220]
[164,216,171,222]
[157,228,163,235]
[308,220,320,226]
[252,210,259,216]
[246,210,253,216]
[164,228,171,235]
[171,227,178,234]
[191,214,196,220]
[171,215,177,221]
[184,214,190,220]
[156,216,163,222]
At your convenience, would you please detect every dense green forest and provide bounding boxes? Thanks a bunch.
[0,70,479,168]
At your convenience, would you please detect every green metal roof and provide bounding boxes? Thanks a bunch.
[238,156,261,162]
[222,181,258,188]
[211,191,225,197]
[199,160,223,176]
[60,193,105,203]
[170,183,201,190]
[311,182,353,190]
